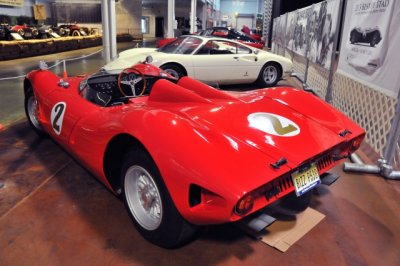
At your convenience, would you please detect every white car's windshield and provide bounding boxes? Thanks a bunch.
[158,36,203,54]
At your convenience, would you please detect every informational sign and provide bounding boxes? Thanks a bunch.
[308,0,341,68]
[338,0,400,98]
[0,0,23,7]
[50,32,61,38]
[33,4,47,21]
[10,32,23,40]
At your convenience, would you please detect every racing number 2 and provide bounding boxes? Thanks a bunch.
[51,102,66,135]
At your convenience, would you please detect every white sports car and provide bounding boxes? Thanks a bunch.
[103,35,292,87]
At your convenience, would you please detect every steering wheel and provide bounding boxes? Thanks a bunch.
[117,67,146,97]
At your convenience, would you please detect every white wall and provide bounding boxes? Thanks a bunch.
[220,0,262,29]
[116,0,142,36]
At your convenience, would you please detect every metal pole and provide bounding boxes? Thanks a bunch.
[109,0,117,61]
[167,0,175,38]
[101,0,110,63]
[383,89,400,164]
[190,0,197,33]
[325,0,344,103]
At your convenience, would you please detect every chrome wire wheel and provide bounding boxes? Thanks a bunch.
[27,93,41,131]
[124,165,162,231]
[163,68,179,79]
[262,65,278,84]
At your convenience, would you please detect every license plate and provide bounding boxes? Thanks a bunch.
[292,164,320,196]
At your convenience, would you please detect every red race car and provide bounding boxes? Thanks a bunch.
[24,58,364,248]
[11,24,39,39]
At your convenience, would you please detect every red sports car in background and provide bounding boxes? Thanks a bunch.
[157,27,265,49]
[24,59,364,248]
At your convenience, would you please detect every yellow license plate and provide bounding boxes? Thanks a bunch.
[292,164,320,196]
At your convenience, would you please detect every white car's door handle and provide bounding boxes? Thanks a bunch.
[233,56,239,60]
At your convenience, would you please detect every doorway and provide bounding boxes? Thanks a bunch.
[155,17,164,37]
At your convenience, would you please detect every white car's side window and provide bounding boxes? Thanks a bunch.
[237,44,252,54]
[210,40,237,55]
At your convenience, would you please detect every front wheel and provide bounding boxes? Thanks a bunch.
[160,64,185,80]
[121,148,198,248]
[370,33,379,47]
[257,62,281,87]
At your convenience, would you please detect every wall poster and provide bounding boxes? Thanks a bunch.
[338,0,400,97]
[271,17,279,52]
[291,5,313,57]
[285,11,298,51]
[276,14,287,47]
[308,0,341,68]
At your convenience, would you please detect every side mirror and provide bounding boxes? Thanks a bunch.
[253,49,259,55]
[58,79,70,88]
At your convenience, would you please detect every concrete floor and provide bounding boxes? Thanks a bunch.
[1,44,400,265]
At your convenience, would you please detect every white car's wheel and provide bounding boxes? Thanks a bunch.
[160,64,185,80]
[121,148,197,248]
[258,62,281,87]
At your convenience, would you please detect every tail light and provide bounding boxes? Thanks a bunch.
[234,193,254,216]
[350,135,364,151]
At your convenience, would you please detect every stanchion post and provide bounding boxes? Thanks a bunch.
[382,89,400,171]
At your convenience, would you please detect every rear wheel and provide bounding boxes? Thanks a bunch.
[370,33,379,47]
[257,62,281,87]
[24,88,45,136]
[121,148,198,248]
[160,64,185,80]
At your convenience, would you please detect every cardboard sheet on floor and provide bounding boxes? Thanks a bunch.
[260,208,325,252]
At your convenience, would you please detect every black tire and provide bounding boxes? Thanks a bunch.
[274,190,312,216]
[160,64,185,80]
[370,33,379,47]
[71,30,80,37]
[24,88,45,136]
[350,34,356,44]
[120,148,198,248]
[257,62,281,87]
[17,29,24,37]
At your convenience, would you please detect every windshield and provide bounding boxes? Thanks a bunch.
[158,36,203,54]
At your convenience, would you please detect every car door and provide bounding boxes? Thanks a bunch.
[192,40,260,84]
